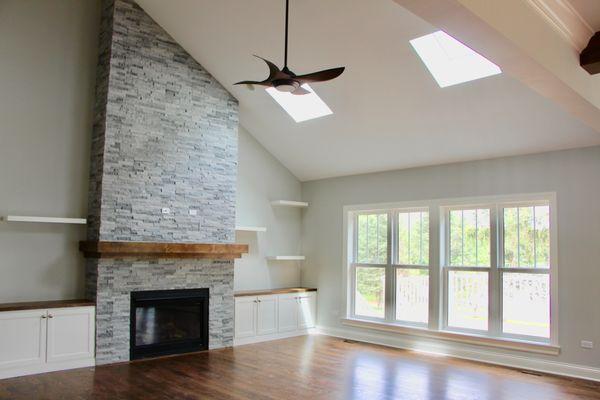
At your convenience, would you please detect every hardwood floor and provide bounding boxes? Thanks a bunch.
[0,335,598,400]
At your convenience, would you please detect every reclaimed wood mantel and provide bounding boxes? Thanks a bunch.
[79,241,248,260]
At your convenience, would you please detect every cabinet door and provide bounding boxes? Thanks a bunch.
[46,307,95,363]
[0,310,47,369]
[256,295,277,335]
[277,294,299,333]
[235,297,257,339]
[298,293,317,329]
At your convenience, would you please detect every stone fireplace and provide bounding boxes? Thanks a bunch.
[84,0,239,365]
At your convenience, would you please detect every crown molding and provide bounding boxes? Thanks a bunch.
[527,0,594,51]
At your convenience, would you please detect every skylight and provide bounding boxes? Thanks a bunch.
[266,84,332,122]
[409,30,501,88]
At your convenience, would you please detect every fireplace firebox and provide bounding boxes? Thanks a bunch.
[130,288,209,360]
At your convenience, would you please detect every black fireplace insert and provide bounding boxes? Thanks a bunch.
[130,288,209,360]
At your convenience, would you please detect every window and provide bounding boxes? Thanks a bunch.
[353,212,388,319]
[445,207,491,331]
[350,209,430,325]
[396,210,429,325]
[409,30,502,88]
[500,205,550,338]
[346,194,556,348]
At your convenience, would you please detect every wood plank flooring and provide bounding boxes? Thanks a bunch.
[0,335,598,400]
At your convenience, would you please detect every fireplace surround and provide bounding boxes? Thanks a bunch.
[130,288,209,360]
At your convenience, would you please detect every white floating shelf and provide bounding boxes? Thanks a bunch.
[235,226,267,232]
[2,216,87,225]
[267,256,306,261]
[270,200,309,208]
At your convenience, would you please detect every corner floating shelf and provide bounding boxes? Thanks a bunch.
[270,200,309,208]
[266,256,306,261]
[2,216,87,225]
[235,226,267,232]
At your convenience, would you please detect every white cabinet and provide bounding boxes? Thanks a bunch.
[234,297,256,339]
[0,306,95,379]
[0,310,47,371]
[234,291,317,346]
[46,307,95,364]
[277,294,299,333]
[298,293,317,329]
[256,295,277,335]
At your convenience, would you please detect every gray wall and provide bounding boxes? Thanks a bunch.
[235,127,303,291]
[0,0,100,302]
[301,145,600,369]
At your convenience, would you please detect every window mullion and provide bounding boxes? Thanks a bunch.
[385,211,395,322]
[489,206,501,336]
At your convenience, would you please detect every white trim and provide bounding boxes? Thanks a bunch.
[316,326,600,382]
[0,358,95,380]
[233,329,315,346]
[526,0,594,51]
[341,318,559,355]
[2,216,87,224]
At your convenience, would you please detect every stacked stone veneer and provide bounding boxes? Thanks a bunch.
[86,0,239,364]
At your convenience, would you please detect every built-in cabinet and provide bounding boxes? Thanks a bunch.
[234,291,316,345]
[0,306,95,379]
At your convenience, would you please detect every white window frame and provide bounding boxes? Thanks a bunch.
[342,193,559,352]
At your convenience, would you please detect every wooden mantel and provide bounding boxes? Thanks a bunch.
[79,241,248,260]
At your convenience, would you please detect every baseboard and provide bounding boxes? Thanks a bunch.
[234,329,313,346]
[0,358,95,380]
[317,325,600,382]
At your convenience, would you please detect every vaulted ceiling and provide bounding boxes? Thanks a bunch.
[136,0,600,181]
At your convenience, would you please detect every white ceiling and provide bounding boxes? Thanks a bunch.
[136,0,600,181]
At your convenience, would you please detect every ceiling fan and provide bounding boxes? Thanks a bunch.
[235,0,345,95]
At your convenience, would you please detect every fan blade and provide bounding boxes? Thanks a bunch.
[253,55,286,81]
[291,86,310,95]
[234,80,265,86]
[295,67,345,84]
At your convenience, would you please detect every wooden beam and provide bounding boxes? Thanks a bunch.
[79,241,248,260]
[581,32,600,75]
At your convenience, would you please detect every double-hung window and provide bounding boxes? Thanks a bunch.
[350,208,430,325]
[345,194,556,350]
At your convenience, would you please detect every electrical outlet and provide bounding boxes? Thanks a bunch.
[161,207,171,215]
[189,209,198,216]
[581,340,594,349]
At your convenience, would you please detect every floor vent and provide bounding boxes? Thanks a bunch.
[520,370,543,377]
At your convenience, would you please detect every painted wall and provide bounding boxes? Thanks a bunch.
[301,145,600,371]
[0,0,100,302]
[235,127,303,291]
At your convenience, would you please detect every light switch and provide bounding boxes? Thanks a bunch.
[161,207,171,214]
[581,340,594,349]
[189,209,198,216]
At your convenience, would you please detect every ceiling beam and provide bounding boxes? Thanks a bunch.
[581,32,600,75]
[393,0,600,133]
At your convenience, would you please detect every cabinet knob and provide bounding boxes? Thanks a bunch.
[48,315,54,318]
[41,315,47,319]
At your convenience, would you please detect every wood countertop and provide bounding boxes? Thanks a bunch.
[0,299,95,312]
[234,287,317,297]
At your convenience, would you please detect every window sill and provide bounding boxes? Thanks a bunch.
[341,318,560,356]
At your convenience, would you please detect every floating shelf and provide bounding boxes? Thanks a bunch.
[235,226,267,232]
[2,215,87,225]
[266,256,306,261]
[270,200,309,208]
